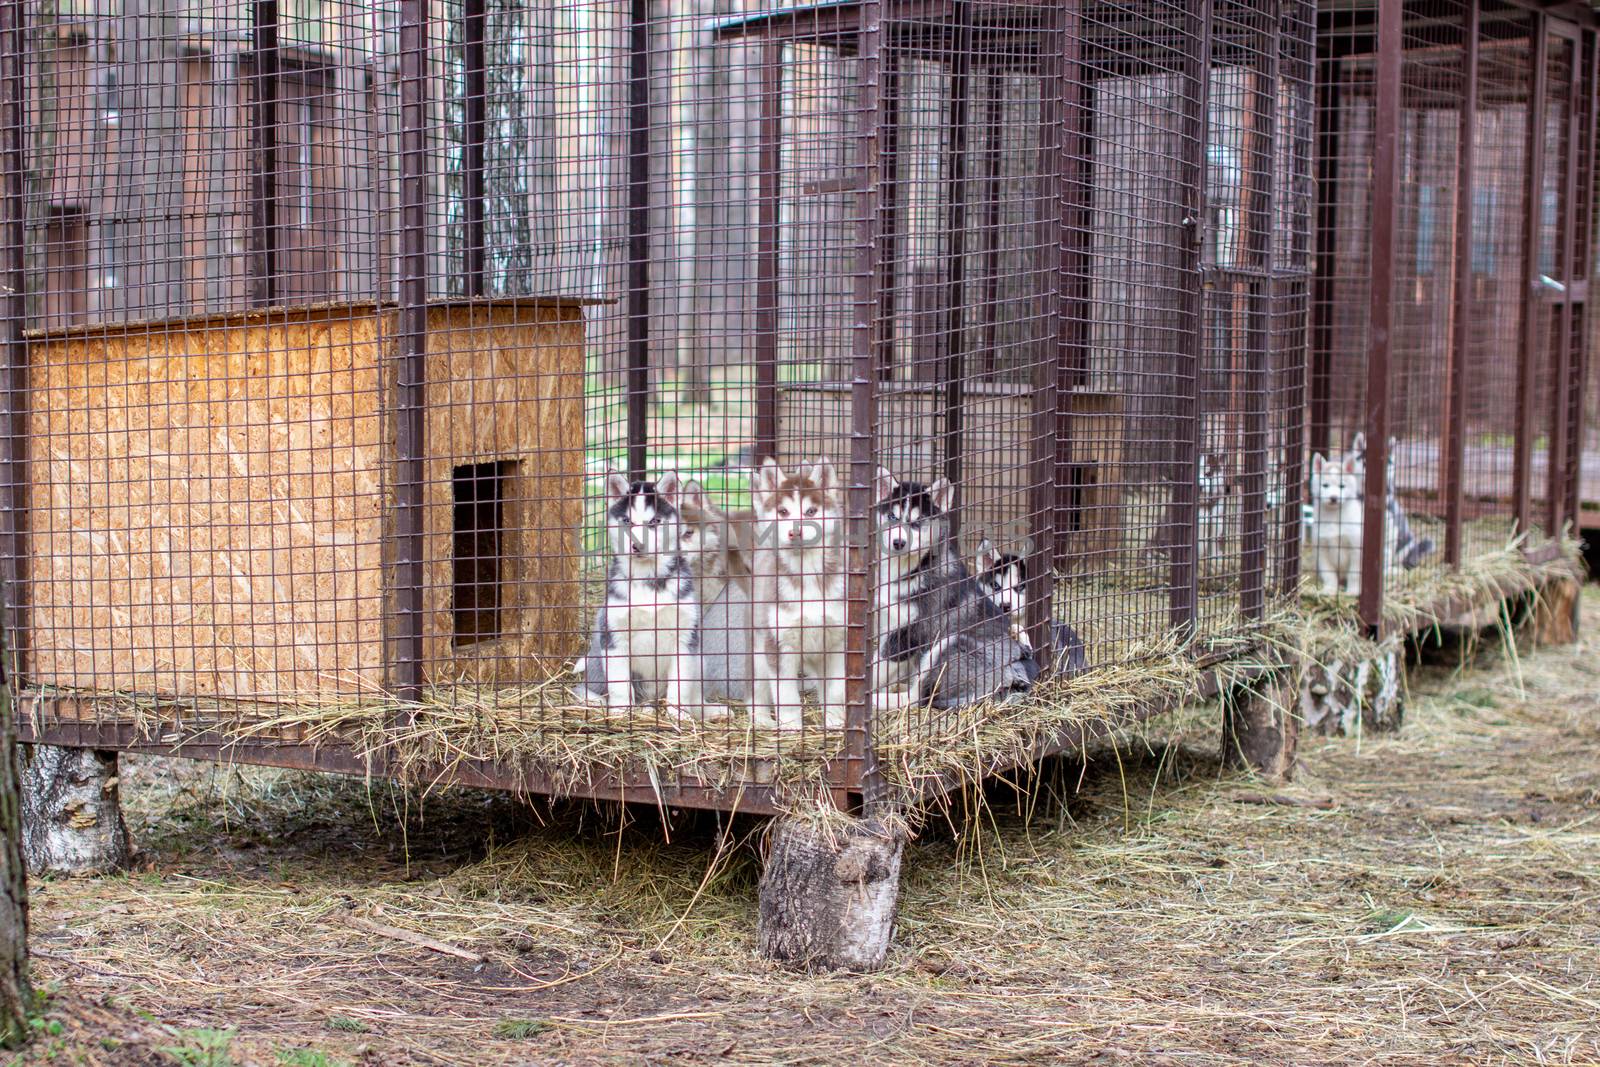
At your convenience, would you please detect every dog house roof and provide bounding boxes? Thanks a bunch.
[22,294,607,343]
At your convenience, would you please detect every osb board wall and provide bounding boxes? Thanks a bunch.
[25,300,588,703]
[417,303,585,684]
[776,384,1125,558]
[27,308,389,700]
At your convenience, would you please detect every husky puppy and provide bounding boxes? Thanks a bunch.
[749,458,848,730]
[574,472,701,713]
[574,479,745,689]
[973,538,1088,677]
[693,492,759,707]
[678,481,754,606]
[1309,450,1366,595]
[873,470,1036,710]
[1146,452,1232,574]
[1347,433,1435,571]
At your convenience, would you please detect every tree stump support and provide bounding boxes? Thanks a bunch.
[20,745,130,875]
[757,813,906,972]
[0,686,31,1044]
[1222,667,1300,781]
[1520,574,1581,649]
[1299,638,1404,737]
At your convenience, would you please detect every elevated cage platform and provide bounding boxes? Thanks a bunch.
[1310,0,1599,638]
[1,0,1314,815]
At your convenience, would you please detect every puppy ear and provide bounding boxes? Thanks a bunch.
[681,478,707,512]
[1350,432,1366,456]
[1020,534,1037,556]
[929,477,955,514]
[810,457,836,490]
[605,470,629,502]
[755,457,783,495]
[1311,453,1325,475]
[975,537,998,571]
[874,466,898,504]
[656,471,681,508]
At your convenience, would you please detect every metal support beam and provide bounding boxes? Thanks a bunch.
[1512,18,1548,535]
[1172,0,1212,636]
[1358,0,1402,630]
[462,0,487,296]
[754,39,781,464]
[248,0,280,306]
[1444,0,1479,568]
[626,0,651,480]
[392,0,430,704]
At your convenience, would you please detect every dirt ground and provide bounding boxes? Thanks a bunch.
[8,594,1600,1066]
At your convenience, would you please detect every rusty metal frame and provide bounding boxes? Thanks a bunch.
[0,0,26,688]
[1240,2,1282,624]
[845,0,885,812]
[625,0,651,481]
[1513,15,1548,536]
[1051,8,1092,584]
[461,0,488,297]
[0,0,1325,821]
[1309,53,1338,459]
[1356,0,1401,631]
[1171,0,1213,636]
[1568,29,1600,524]
[939,0,972,535]
[753,37,782,465]
[1545,18,1582,537]
[1444,0,1479,569]
[248,0,280,307]
[391,0,430,705]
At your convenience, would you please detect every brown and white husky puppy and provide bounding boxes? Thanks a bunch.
[679,481,754,606]
[750,457,847,730]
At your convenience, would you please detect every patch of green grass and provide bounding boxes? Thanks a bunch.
[1365,908,1416,934]
[492,1019,554,1040]
[158,1027,237,1067]
[324,1016,370,1035]
[277,1049,353,1067]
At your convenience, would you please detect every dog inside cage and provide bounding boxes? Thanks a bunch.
[3,0,1316,787]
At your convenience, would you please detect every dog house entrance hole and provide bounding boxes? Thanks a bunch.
[452,460,517,646]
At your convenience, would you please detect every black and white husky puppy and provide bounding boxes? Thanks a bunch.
[872,469,1036,710]
[973,539,1089,677]
[1348,433,1435,570]
[575,472,701,714]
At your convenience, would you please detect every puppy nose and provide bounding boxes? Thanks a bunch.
[787,527,800,541]
[891,538,906,551]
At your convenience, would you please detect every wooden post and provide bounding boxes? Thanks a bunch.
[1521,573,1582,648]
[1298,640,1404,737]
[1222,669,1300,781]
[19,745,130,874]
[0,616,28,1045]
[757,815,906,972]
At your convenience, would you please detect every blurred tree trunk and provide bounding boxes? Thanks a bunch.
[0,626,31,1045]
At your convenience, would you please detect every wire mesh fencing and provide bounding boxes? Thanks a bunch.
[1310,0,1599,631]
[2,0,1312,810]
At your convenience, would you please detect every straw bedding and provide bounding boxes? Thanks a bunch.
[23,524,1581,813]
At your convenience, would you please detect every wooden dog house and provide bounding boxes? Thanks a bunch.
[777,384,1125,565]
[23,298,586,703]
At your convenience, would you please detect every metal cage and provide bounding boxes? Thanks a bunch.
[1,0,1312,814]
[1311,0,1600,632]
